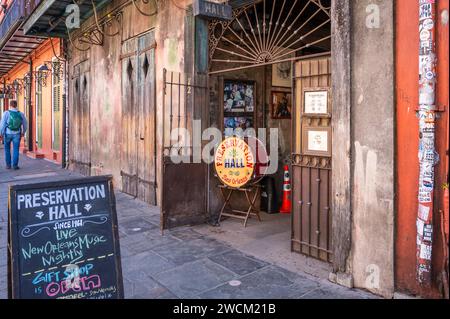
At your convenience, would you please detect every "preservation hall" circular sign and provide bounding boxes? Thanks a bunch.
[214,137,255,188]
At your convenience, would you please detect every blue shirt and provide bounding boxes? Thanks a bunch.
[0,109,28,136]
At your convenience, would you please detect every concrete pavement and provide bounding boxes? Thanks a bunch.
[0,148,377,299]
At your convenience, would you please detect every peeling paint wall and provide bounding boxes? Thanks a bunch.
[67,0,191,205]
[155,0,190,206]
[68,0,157,185]
[88,32,123,181]
[350,0,395,298]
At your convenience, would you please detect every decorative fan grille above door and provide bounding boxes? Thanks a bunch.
[208,0,331,74]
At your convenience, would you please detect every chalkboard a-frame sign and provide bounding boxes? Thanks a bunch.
[7,176,124,299]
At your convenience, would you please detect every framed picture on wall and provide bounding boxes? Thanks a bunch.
[223,80,255,113]
[303,88,330,116]
[223,117,254,137]
[272,60,293,88]
[302,127,332,157]
[271,91,292,119]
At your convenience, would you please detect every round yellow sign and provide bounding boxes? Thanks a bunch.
[215,137,255,188]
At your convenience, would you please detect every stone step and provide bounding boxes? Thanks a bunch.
[26,151,45,159]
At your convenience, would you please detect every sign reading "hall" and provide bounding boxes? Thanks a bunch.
[193,0,233,21]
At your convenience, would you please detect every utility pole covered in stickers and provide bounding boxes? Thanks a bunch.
[417,0,438,285]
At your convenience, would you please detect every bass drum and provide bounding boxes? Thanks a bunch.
[214,136,269,189]
[246,136,270,185]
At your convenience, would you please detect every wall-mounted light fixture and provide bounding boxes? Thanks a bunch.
[12,79,23,95]
[40,61,64,81]
[33,65,51,87]
[23,73,31,86]
[38,64,50,72]
[0,84,14,97]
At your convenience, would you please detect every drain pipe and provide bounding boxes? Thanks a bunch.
[416,0,438,286]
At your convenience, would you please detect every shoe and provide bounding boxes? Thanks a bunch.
[13,166,20,170]
[6,166,11,169]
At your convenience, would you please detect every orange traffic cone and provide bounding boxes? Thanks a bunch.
[280,165,291,214]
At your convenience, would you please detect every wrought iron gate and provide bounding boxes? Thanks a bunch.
[291,55,332,262]
[205,0,333,263]
[161,69,209,230]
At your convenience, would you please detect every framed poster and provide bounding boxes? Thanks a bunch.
[272,61,292,87]
[302,127,332,157]
[223,80,255,113]
[271,91,292,119]
[224,117,254,137]
[303,88,330,116]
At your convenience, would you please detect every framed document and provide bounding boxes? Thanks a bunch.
[302,127,332,157]
[303,88,330,116]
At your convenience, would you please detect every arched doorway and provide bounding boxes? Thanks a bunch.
[207,0,333,263]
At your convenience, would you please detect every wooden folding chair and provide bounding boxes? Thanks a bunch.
[218,184,262,227]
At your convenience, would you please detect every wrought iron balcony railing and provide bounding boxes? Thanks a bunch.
[0,0,41,46]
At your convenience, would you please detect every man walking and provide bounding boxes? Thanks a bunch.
[0,100,28,170]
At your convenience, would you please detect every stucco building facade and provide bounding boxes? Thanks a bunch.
[1,0,448,299]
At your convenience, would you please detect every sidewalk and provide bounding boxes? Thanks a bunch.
[0,149,377,299]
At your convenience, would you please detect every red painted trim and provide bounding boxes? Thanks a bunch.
[396,0,449,298]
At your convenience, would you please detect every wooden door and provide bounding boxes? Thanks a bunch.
[137,33,157,204]
[70,67,80,172]
[70,60,91,176]
[121,36,138,197]
[80,69,91,173]
[121,31,157,205]
[291,56,333,263]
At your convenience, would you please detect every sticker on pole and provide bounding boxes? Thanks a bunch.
[214,137,255,188]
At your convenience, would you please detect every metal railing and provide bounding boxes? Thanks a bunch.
[0,0,41,46]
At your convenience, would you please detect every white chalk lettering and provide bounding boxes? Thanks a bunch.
[49,204,82,221]
[33,193,41,207]
[18,185,107,209]
[25,194,32,208]
[17,195,25,210]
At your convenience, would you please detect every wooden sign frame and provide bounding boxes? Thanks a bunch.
[193,0,233,21]
[302,126,332,157]
[302,87,331,117]
[7,176,124,299]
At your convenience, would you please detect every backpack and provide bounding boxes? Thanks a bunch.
[8,111,23,131]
